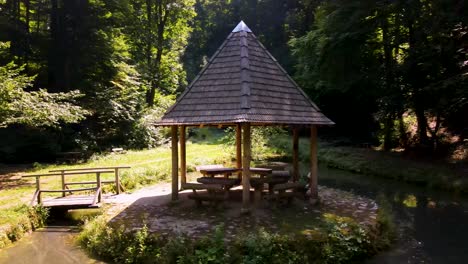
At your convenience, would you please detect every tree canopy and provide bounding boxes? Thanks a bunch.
[0,0,466,161]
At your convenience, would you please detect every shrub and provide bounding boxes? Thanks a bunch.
[322,213,371,263]
[78,216,379,264]
[0,205,49,249]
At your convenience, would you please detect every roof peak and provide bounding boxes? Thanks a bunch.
[232,21,252,33]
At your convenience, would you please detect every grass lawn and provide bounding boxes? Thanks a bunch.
[0,141,229,235]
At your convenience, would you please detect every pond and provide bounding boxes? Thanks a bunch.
[319,166,468,264]
[1,167,468,263]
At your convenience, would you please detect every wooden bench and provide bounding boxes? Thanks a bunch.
[182,182,228,206]
[269,182,307,205]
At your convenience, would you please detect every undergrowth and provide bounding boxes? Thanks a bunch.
[77,208,394,264]
[0,205,48,249]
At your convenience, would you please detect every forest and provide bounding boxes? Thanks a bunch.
[0,0,467,162]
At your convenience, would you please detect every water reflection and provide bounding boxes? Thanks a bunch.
[317,165,468,264]
[0,226,104,264]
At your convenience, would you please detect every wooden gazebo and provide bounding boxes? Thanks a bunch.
[156,21,333,212]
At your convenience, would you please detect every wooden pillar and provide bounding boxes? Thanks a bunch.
[309,125,318,203]
[60,170,66,197]
[292,126,299,182]
[96,172,102,203]
[171,126,179,201]
[242,123,251,213]
[236,124,242,178]
[180,126,187,186]
[114,168,121,194]
[36,176,42,204]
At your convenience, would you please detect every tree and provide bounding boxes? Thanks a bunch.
[0,60,88,127]
[125,0,195,106]
[290,0,468,150]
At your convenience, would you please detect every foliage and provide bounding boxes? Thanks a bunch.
[78,215,379,264]
[322,213,371,263]
[0,205,48,249]
[222,127,287,161]
[0,61,88,128]
[124,0,196,105]
[290,0,468,150]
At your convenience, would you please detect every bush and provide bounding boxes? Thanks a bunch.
[78,215,380,264]
[322,213,371,263]
[0,205,49,249]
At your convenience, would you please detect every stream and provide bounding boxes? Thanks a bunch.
[1,167,468,263]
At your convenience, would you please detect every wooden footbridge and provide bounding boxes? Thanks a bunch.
[22,166,130,209]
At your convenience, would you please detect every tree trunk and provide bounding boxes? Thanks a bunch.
[147,0,166,106]
[415,106,429,146]
[398,111,409,148]
[383,115,394,151]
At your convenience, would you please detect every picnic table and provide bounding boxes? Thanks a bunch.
[199,167,273,178]
[199,167,239,178]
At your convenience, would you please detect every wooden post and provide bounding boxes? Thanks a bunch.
[61,170,66,197]
[180,126,187,186]
[242,123,251,213]
[114,168,120,194]
[36,176,42,204]
[310,125,318,204]
[96,172,102,203]
[171,126,179,201]
[236,124,242,179]
[292,126,299,182]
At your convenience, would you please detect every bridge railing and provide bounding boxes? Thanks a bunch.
[22,166,130,206]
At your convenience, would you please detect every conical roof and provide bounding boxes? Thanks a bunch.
[157,21,334,126]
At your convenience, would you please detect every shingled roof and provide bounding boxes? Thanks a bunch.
[157,21,334,126]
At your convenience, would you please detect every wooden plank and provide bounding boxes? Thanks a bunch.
[180,126,187,186]
[30,190,39,206]
[91,187,102,206]
[182,183,224,191]
[197,177,240,186]
[49,166,131,172]
[171,126,179,201]
[22,170,115,178]
[242,123,251,213]
[310,125,318,203]
[64,180,114,185]
[35,176,41,204]
[40,187,97,193]
[42,196,101,209]
[196,164,225,171]
[96,172,102,203]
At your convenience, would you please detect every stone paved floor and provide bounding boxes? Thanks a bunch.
[101,183,379,238]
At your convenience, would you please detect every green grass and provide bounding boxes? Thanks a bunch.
[0,141,230,248]
[268,134,468,193]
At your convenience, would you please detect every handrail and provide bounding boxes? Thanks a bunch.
[64,180,114,185]
[40,187,98,193]
[49,166,131,172]
[22,170,115,178]
[48,166,130,195]
[27,165,131,206]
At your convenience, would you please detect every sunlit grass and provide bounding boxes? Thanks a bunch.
[0,142,229,227]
